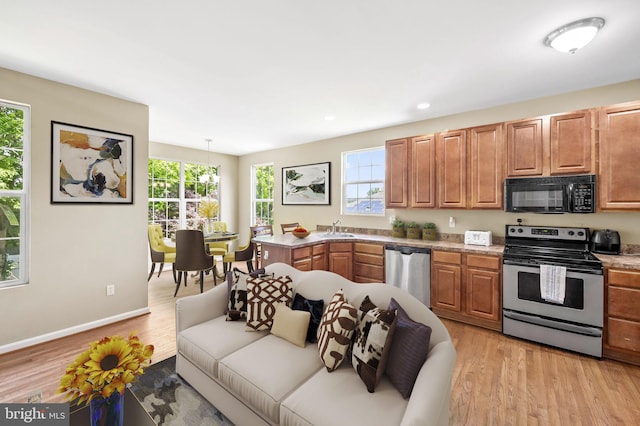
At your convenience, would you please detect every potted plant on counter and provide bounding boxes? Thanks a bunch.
[406,222,421,239]
[391,219,405,238]
[422,222,437,240]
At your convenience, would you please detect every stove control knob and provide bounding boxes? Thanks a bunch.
[517,228,523,233]
[578,231,584,237]
[509,228,515,234]
[568,231,575,236]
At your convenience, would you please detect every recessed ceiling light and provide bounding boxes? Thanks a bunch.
[544,17,605,54]
[417,103,431,110]
[324,115,336,121]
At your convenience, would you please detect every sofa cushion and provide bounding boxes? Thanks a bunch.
[177,316,268,378]
[246,275,293,331]
[291,293,324,343]
[226,268,270,320]
[385,297,432,399]
[351,296,397,393]
[317,290,358,372]
[280,365,408,426]
[270,303,311,348]
[217,334,323,424]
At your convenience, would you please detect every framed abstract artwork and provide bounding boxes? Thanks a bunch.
[51,121,133,204]
[282,162,330,205]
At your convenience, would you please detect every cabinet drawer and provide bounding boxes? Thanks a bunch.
[608,286,640,322]
[466,254,500,270]
[432,250,462,265]
[354,242,384,255]
[607,318,640,352]
[330,242,353,252]
[292,246,311,260]
[312,244,326,255]
[354,252,384,266]
[608,269,640,289]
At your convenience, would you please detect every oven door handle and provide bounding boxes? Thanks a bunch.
[503,311,602,337]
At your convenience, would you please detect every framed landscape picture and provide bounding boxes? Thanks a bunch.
[282,162,330,205]
[51,121,133,204]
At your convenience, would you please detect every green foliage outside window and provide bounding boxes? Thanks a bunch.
[254,165,274,225]
[0,105,24,283]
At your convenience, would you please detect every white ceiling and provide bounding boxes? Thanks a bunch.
[2,1,639,156]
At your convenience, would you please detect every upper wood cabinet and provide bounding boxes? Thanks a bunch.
[550,110,595,175]
[410,135,437,208]
[468,123,504,209]
[506,110,595,177]
[506,118,545,177]
[437,130,467,208]
[385,138,409,208]
[598,101,640,210]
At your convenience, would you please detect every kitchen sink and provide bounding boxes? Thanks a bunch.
[320,232,356,238]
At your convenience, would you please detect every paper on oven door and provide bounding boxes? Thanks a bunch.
[540,264,567,304]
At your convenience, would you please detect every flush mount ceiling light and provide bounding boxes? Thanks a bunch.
[544,17,605,54]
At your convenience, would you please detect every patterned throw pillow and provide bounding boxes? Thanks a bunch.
[351,296,397,393]
[317,290,358,372]
[292,293,324,343]
[245,275,293,331]
[225,268,269,321]
[385,298,432,399]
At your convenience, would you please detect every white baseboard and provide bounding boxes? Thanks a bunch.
[0,307,151,355]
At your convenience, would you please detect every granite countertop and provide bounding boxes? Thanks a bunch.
[253,232,504,256]
[254,231,640,270]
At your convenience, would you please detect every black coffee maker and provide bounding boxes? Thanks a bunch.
[590,229,621,255]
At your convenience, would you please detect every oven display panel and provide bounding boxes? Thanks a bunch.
[531,228,559,236]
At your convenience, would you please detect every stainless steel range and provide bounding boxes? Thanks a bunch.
[502,224,604,357]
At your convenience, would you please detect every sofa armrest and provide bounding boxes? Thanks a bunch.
[175,283,228,333]
[401,340,457,426]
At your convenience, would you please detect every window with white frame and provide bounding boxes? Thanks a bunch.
[342,147,385,215]
[0,100,30,288]
[252,163,274,225]
[148,158,219,238]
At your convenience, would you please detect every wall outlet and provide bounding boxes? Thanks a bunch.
[27,390,42,403]
[263,250,269,260]
[389,215,396,224]
[106,284,115,296]
[449,216,456,228]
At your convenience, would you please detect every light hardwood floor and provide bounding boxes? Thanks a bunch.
[1,269,639,425]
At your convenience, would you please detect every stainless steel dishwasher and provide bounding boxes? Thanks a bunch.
[384,244,431,307]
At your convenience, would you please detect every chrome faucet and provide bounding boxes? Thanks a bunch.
[332,219,341,234]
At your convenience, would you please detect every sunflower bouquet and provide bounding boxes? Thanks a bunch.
[57,333,154,405]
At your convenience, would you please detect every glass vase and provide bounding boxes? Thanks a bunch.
[90,391,124,426]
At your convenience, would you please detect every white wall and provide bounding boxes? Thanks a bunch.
[238,79,640,245]
[0,68,149,349]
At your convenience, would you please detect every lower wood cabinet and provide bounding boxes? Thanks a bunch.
[329,242,353,280]
[431,250,502,331]
[604,268,640,366]
[292,243,326,271]
[353,242,385,283]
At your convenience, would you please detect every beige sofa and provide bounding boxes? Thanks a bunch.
[175,262,456,426]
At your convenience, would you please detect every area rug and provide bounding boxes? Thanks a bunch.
[130,356,234,426]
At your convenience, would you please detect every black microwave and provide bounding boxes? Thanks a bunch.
[504,174,596,213]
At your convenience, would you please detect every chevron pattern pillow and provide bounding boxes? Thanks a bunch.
[245,275,293,331]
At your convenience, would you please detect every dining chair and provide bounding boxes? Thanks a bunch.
[174,229,216,297]
[205,221,230,270]
[147,224,177,282]
[223,237,255,274]
[250,225,273,269]
[280,222,300,234]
